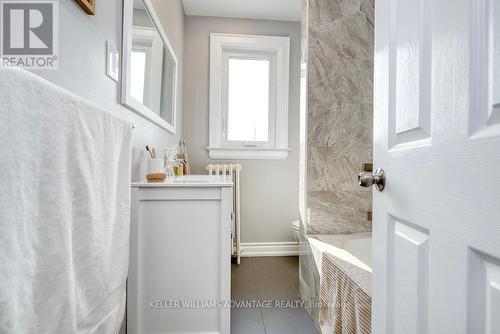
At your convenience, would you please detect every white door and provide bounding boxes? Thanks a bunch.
[371,0,500,333]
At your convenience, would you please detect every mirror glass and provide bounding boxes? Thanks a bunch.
[123,0,177,132]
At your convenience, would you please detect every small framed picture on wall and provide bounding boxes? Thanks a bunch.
[75,0,95,15]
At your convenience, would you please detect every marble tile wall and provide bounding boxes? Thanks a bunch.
[298,0,374,325]
[304,0,374,235]
[298,220,321,328]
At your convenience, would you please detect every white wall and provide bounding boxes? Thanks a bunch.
[183,16,301,243]
[32,0,184,182]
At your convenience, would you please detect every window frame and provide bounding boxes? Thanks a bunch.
[209,33,290,159]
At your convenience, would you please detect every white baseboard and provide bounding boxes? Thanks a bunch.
[240,242,299,257]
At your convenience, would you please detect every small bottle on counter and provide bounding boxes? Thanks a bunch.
[172,159,184,176]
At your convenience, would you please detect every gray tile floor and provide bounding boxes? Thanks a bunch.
[231,257,319,334]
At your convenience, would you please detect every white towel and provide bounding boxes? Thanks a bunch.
[0,68,132,334]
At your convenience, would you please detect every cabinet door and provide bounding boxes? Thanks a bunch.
[128,186,232,334]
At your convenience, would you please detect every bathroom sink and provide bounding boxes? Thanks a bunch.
[132,175,233,188]
[168,175,232,185]
[172,179,210,183]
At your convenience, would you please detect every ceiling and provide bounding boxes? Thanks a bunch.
[181,0,301,22]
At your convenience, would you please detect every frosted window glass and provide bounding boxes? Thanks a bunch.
[131,51,146,104]
[227,58,270,142]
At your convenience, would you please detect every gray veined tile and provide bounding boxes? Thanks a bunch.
[304,0,374,235]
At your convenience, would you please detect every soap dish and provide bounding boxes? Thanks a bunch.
[147,173,166,183]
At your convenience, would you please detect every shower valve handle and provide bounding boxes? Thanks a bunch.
[358,168,386,192]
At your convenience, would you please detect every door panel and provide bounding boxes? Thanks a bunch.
[390,219,430,334]
[494,0,500,109]
[390,0,431,148]
[469,251,500,334]
[470,0,500,137]
[373,0,500,333]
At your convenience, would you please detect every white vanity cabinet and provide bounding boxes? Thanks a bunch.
[128,176,233,334]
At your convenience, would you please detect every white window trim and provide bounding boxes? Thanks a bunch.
[208,33,290,159]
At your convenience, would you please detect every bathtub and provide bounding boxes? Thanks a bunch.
[305,232,372,333]
[307,232,372,274]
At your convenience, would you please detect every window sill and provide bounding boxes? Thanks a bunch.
[207,147,290,160]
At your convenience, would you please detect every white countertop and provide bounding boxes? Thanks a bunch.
[131,175,234,188]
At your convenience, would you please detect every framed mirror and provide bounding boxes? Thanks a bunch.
[122,0,177,133]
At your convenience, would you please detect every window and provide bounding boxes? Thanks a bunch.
[209,34,290,159]
[227,58,270,143]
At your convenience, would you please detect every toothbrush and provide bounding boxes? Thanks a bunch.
[146,146,154,159]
